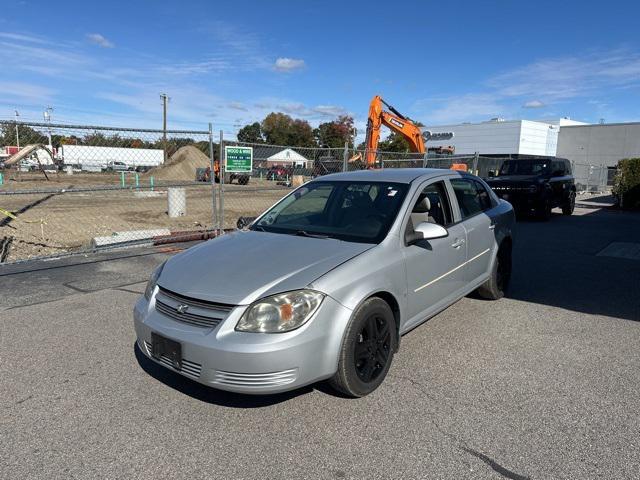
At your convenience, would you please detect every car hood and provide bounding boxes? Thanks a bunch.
[157,230,374,305]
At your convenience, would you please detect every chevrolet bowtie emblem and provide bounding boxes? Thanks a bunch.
[176,304,189,314]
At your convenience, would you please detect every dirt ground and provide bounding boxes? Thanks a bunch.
[1,175,289,262]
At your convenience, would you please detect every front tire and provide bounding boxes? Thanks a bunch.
[329,297,396,397]
[536,198,551,221]
[477,242,512,300]
[562,191,576,215]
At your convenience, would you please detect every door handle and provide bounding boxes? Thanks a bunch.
[488,224,496,230]
[451,239,465,248]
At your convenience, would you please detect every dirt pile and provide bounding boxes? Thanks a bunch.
[146,146,210,181]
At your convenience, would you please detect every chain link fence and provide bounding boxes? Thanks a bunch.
[0,120,613,264]
[0,121,220,263]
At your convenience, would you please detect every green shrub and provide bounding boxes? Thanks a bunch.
[613,158,640,210]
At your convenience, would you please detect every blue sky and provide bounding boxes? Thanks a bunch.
[1,0,639,140]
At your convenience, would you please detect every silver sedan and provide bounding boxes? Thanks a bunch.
[134,169,515,397]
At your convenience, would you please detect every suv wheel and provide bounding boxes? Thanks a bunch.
[330,297,396,397]
[477,242,512,300]
[562,191,576,215]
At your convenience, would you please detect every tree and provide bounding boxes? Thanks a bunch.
[314,115,355,148]
[0,123,47,146]
[289,118,315,147]
[237,122,263,143]
[261,112,315,147]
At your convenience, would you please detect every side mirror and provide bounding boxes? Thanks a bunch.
[407,222,448,245]
[488,170,496,177]
[237,216,257,229]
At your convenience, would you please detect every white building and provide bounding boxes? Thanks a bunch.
[59,145,164,170]
[556,122,640,167]
[265,148,310,168]
[425,118,587,157]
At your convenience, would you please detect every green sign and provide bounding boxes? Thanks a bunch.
[225,146,253,173]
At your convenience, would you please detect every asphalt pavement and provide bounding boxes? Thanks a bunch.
[1,199,639,479]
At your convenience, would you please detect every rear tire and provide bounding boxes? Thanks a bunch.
[329,297,396,397]
[562,191,576,215]
[477,242,512,300]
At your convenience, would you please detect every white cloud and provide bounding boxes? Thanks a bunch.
[274,57,305,72]
[415,48,640,125]
[522,100,545,109]
[86,33,114,48]
[419,93,505,125]
[313,105,347,117]
[227,101,248,111]
[0,81,54,101]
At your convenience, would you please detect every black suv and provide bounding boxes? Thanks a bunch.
[485,158,576,220]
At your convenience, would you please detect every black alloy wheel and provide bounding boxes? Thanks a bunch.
[329,297,397,397]
[354,315,392,383]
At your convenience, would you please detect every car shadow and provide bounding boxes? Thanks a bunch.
[503,206,640,321]
[133,343,316,408]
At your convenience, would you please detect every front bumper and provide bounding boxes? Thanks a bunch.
[133,291,353,394]
[493,190,544,211]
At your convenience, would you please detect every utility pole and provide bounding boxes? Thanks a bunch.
[43,106,53,147]
[14,110,20,149]
[160,93,168,162]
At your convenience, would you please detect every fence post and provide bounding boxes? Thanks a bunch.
[219,130,224,233]
[472,152,479,175]
[422,152,428,168]
[208,123,218,235]
[342,142,349,172]
[120,171,125,187]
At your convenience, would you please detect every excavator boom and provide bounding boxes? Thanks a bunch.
[364,95,425,167]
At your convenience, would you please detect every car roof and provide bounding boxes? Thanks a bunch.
[317,168,457,184]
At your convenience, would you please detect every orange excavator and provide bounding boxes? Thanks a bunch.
[362,95,460,170]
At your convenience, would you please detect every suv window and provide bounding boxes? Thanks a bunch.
[563,159,572,175]
[450,178,484,219]
[409,181,453,228]
[551,160,565,176]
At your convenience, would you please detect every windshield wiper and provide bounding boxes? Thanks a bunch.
[294,230,329,239]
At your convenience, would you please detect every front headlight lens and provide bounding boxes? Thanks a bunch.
[236,290,325,333]
[144,262,166,300]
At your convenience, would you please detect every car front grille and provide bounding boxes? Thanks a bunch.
[212,369,298,389]
[143,340,202,379]
[154,287,234,329]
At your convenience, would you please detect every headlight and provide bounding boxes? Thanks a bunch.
[236,290,325,333]
[144,262,166,300]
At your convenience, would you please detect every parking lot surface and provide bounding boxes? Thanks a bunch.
[1,200,639,479]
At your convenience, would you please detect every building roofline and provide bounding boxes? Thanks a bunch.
[560,121,640,128]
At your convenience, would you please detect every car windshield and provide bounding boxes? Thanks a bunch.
[498,160,550,176]
[251,181,409,243]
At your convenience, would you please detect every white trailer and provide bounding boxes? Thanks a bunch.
[59,145,164,171]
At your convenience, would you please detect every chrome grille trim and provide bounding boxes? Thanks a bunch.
[213,369,298,388]
[155,299,222,328]
[157,287,234,312]
[143,341,202,379]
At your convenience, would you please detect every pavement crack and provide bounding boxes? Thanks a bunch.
[397,375,531,480]
[16,394,33,405]
[114,287,144,295]
[63,282,93,293]
[460,446,530,480]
